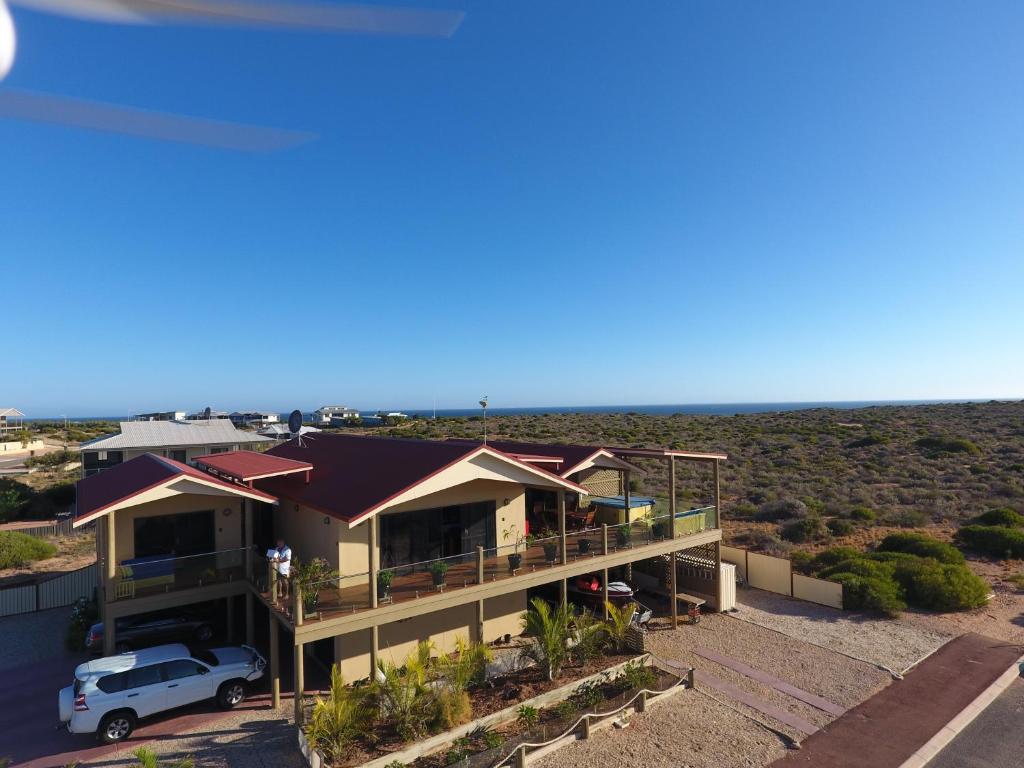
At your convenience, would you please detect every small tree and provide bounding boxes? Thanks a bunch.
[130,747,194,768]
[433,636,491,728]
[520,597,572,681]
[373,641,435,740]
[604,600,636,653]
[306,666,373,762]
[569,608,605,664]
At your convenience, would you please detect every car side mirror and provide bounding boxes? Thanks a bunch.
[198,666,209,675]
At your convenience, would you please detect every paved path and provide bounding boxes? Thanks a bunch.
[695,646,846,716]
[771,633,1024,768]
[928,677,1024,768]
[696,669,819,736]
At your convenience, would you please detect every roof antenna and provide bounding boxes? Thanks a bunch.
[287,409,306,447]
[478,396,488,444]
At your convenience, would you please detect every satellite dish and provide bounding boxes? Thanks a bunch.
[203,406,212,420]
[288,409,303,435]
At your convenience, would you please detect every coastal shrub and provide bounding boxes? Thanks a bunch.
[305,666,373,762]
[819,557,894,581]
[915,436,980,456]
[968,508,1024,528]
[780,517,828,543]
[808,547,861,572]
[828,573,905,617]
[877,533,965,564]
[730,502,758,518]
[848,506,876,522]
[0,531,57,569]
[955,525,1024,559]
[882,509,931,528]
[756,499,808,522]
[826,518,855,536]
[789,550,814,574]
[892,559,989,611]
[520,597,573,681]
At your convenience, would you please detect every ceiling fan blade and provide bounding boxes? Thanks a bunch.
[0,87,316,151]
[11,0,465,37]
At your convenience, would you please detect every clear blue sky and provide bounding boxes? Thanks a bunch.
[2,1,1022,416]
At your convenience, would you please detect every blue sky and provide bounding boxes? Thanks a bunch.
[2,1,1022,415]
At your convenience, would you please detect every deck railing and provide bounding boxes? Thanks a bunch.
[110,547,247,602]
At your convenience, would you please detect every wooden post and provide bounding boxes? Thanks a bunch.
[245,591,254,646]
[557,489,567,565]
[476,600,485,643]
[560,578,567,607]
[687,667,695,689]
[269,614,280,709]
[103,512,117,656]
[669,456,678,628]
[582,715,592,739]
[368,518,378,609]
[515,744,527,768]
[477,545,485,584]
[269,560,278,604]
[370,625,379,679]
[713,458,721,529]
[601,524,608,556]
[636,690,647,713]
[623,470,632,580]
[105,510,117,585]
[244,500,253,580]
[714,459,723,611]
[294,642,305,726]
[293,580,304,627]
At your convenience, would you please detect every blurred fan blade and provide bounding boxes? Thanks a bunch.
[11,0,465,37]
[0,87,316,151]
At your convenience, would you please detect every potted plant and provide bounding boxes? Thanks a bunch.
[428,559,449,587]
[578,537,591,554]
[377,568,394,600]
[293,557,338,619]
[616,525,632,548]
[540,530,559,563]
[651,520,666,539]
[503,524,531,571]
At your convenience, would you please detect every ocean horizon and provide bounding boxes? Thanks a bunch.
[21,398,1016,422]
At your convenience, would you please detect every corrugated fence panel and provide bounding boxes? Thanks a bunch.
[747,552,792,595]
[38,563,98,610]
[721,545,747,583]
[793,573,843,609]
[0,585,37,617]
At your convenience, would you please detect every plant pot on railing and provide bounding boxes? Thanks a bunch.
[578,538,592,555]
[377,569,394,601]
[616,526,632,548]
[651,521,666,540]
[507,553,523,571]
[543,541,559,564]
[302,594,320,620]
[429,560,449,588]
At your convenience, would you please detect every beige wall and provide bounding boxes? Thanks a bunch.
[0,439,45,455]
[332,590,527,681]
[792,574,843,609]
[110,493,244,564]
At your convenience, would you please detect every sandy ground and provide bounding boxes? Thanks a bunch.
[731,589,955,673]
[0,531,96,586]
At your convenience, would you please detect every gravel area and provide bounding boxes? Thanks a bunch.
[536,687,790,768]
[0,605,76,670]
[732,589,955,673]
[82,701,303,768]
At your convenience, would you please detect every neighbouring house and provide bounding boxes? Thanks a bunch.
[230,411,281,427]
[314,405,359,424]
[257,423,322,440]
[186,408,230,420]
[0,407,25,434]
[73,432,726,730]
[80,420,274,477]
[132,411,187,422]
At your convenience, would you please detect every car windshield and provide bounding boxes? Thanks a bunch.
[189,648,220,667]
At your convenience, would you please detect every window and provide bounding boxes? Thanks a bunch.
[97,673,126,694]
[124,664,163,689]
[162,660,207,680]
[168,450,187,463]
[98,451,107,461]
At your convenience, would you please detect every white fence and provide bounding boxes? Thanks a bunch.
[721,545,843,609]
[0,563,98,618]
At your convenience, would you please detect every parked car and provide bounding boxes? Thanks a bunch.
[59,643,266,743]
[85,610,215,653]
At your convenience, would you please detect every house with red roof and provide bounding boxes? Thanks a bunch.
[74,432,725,726]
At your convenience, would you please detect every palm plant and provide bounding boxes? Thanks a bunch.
[130,748,194,768]
[373,640,435,739]
[520,597,573,681]
[305,665,373,762]
[604,600,636,653]
[433,637,492,728]
[569,607,606,664]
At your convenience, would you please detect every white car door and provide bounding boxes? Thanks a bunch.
[161,659,214,709]
[121,664,167,718]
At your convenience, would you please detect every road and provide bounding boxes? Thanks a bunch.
[929,676,1024,768]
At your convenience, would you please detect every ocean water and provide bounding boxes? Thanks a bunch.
[24,398,1005,422]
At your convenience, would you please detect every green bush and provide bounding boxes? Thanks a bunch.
[826,518,855,536]
[789,550,814,574]
[820,557,894,581]
[892,559,989,611]
[969,508,1024,528]
[808,547,862,573]
[829,573,905,617]
[780,517,828,543]
[955,525,1024,559]
[0,531,57,569]
[848,507,876,522]
[756,499,809,521]
[915,436,980,456]
[877,533,965,564]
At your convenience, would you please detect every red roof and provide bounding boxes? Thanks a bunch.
[75,453,277,526]
[194,450,313,482]
[447,439,604,475]
[259,433,586,524]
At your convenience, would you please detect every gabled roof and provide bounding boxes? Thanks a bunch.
[74,453,276,526]
[195,450,313,483]
[449,440,639,477]
[82,420,274,450]
[259,434,587,526]
[0,408,25,418]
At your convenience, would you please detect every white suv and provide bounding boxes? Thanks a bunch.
[58,643,266,743]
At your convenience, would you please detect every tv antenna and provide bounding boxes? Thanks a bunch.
[478,397,488,444]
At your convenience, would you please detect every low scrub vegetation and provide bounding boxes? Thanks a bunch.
[0,531,57,569]
[954,507,1024,559]
[804,534,989,617]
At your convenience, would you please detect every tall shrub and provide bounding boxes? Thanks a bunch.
[520,597,572,681]
[306,666,373,761]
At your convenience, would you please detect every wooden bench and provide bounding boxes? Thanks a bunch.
[674,591,707,608]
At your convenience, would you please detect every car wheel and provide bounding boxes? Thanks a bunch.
[115,642,131,654]
[193,624,214,642]
[217,680,246,709]
[97,710,135,744]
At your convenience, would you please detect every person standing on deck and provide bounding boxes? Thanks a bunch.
[275,539,292,599]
